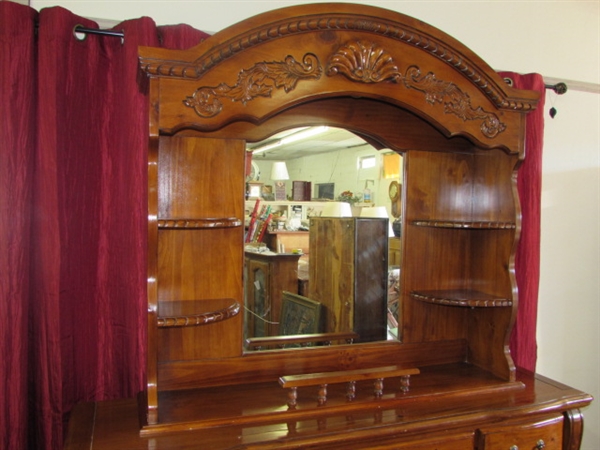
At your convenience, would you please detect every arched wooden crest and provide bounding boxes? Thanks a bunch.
[139,3,538,152]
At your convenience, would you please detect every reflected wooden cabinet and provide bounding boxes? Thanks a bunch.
[244,251,301,337]
[309,217,388,342]
[64,3,591,449]
[389,237,401,266]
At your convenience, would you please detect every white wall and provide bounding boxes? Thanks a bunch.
[30,1,600,448]
[254,146,400,212]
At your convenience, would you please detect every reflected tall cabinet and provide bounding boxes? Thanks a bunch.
[309,217,388,343]
[64,4,592,449]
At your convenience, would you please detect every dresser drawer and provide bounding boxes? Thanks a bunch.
[321,430,474,450]
[477,414,563,450]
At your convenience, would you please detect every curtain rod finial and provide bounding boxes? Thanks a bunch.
[546,82,568,95]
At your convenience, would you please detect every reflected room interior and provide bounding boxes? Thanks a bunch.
[243,127,404,350]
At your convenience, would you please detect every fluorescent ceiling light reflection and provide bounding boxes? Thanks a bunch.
[251,126,329,155]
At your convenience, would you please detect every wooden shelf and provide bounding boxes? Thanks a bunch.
[157,299,240,328]
[158,217,242,229]
[410,220,516,230]
[410,289,512,308]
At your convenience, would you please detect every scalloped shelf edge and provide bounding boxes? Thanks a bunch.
[157,301,241,328]
[410,220,516,230]
[158,217,242,229]
[410,290,512,308]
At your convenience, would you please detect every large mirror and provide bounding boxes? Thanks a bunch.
[243,127,403,350]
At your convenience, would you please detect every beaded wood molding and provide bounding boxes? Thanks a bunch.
[157,301,241,328]
[157,218,242,229]
[410,290,513,308]
[411,220,517,230]
[139,12,538,112]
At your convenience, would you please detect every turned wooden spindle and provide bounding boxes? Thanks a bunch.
[287,386,298,410]
[346,380,356,402]
[317,384,328,406]
[374,378,384,399]
[400,375,411,393]
[279,366,420,408]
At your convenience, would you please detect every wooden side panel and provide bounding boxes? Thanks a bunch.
[158,136,243,219]
[156,137,245,361]
[157,340,467,390]
[401,149,518,380]
[157,228,241,301]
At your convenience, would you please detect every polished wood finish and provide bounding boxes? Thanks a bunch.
[118,2,591,447]
[476,414,563,450]
[64,369,592,449]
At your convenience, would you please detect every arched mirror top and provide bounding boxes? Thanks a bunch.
[140,3,539,153]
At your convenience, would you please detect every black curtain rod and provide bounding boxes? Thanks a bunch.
[69,27,567,97]
[545,82,568,95]
[73,25,124,39]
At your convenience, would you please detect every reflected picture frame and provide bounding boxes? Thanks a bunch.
[280,291,323,336]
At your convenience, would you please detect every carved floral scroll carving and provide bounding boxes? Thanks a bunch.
[402,66,506,138]
[184,53,322,118]
[183,39,505,138]
[327,41,506,138]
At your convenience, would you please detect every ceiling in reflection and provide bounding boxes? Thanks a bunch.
[246,127,370,161]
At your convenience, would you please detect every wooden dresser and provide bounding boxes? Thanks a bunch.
[64,3,592,449]
[65,367,591,449]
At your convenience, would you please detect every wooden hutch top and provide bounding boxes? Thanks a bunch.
[63,4,592,450]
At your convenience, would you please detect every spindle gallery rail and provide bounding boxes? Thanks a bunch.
[279,366,420,409]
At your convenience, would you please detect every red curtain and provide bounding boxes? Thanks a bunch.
[0,3,208,449]
[499,72,546,372]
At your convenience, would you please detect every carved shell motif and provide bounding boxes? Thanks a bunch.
[326,41,506,139]
[327,41,401,83]
[184,53,322,118]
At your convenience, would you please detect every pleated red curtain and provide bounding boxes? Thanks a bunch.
[0,4,37,450]
[499,72,546,372]
[0,3,208,449]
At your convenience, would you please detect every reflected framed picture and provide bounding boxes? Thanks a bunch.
[280,291,322,336]
[247,182,263,199]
